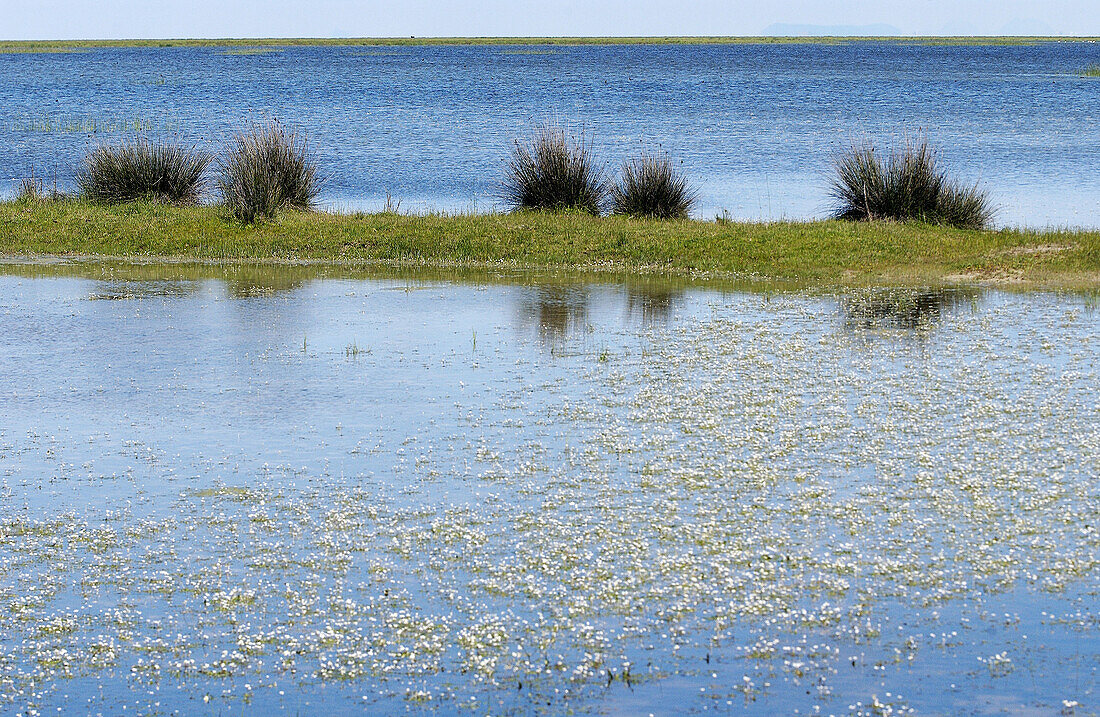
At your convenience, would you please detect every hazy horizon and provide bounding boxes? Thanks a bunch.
[3,0,1098,42]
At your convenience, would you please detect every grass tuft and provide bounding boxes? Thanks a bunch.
[1080,64,1100,77]
[218,120,323,223]
[611,150,697,219]
[503,123,608,215]
[77,140,212,205]
[830,137,992,229]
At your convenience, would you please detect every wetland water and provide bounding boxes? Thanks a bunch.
[3,42,1100,226]
[0,263,1097,715]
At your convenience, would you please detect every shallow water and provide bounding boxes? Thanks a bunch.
[0,263,1097,715]
[3,42,1100,226]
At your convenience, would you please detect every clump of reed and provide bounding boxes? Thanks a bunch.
[218,120,323,223]
[611,150,696,219]
[830,138,992,230]
[15,176,55,202]
[76,140,212,205]
[1080,64,1100,78]
[503,124,608,215]
[16,176,45,201]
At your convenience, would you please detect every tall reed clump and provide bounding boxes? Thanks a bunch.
[1080,64,1100,78]
[830,138,992,229]
[611,150,697,219]
[503,124,608,215]
[77,140,212,205]
[15,176,69,202]
[218,120,323,223]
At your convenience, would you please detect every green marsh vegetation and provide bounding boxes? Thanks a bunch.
[502,123,609,215]
[14,174,65,203]
[1080,64,1100,77]
[3,120,1097,286]
[830,137,993,229]
[9,113,169,134]
[502,126,697,220]
[610,150,697,219]
[77,140,213,205]
[1,37,1096,52]
[218,120,324,223]
[2,200,1099,288]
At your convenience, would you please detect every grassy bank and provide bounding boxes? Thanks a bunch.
[1,200,1098,287]
[2,37,1097,52]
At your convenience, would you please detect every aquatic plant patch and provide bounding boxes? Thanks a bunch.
[0,280,1095,714]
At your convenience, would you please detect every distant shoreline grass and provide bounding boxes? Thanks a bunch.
[2,200,1097,288]
[1,36,1099,52]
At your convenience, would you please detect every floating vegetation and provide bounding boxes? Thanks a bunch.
[345,341,369,357]
[8,113,180,134]
[0,278,1096,714]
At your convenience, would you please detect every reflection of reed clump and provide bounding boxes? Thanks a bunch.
[843,288,978,330]
[625,284,683,323]
[518,286,590,339]
[89,280,200,301]
[222,266,310,298]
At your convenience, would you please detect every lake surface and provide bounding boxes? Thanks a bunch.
[2,42,1100,226]
[0,263,1097,714]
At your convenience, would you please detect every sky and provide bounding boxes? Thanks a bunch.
[2,0,1098,40]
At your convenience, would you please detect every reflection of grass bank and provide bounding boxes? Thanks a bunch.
[1,200,1098,287]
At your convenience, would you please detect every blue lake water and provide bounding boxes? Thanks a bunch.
[2,42,1100,226]
[0,262,1097,715]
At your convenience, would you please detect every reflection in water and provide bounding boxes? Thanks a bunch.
[222,267,309,299]
[625,284,684,324]
[516,286,590,340]
[843,288,980,332]
[89,280,199,301]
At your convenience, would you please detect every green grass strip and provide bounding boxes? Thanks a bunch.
[1,199,1098,288]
